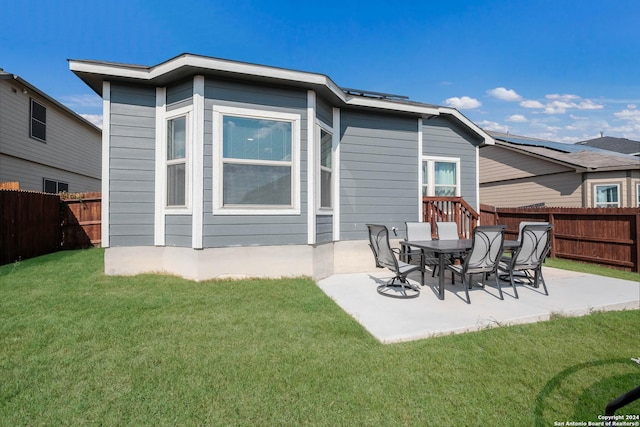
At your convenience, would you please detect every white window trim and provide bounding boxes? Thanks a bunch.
[422,156,461,197]
[316,119,334,215]
[593,183,620,208]
[211,105,301,215]
[162,105,193,215]
[637,183,640,207]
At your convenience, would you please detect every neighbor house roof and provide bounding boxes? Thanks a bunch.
[488,132,640,172]
[0,68,102,133]
[68,53,493,145]
[576,136,640,156]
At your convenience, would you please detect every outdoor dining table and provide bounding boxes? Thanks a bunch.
[401,239,520,300]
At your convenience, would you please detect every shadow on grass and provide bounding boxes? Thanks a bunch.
[534,358,640,426]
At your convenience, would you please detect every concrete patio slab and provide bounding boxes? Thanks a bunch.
[316,267,639,344]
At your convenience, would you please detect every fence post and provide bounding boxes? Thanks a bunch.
[549,212,556,257]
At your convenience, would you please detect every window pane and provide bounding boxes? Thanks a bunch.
[167,116,186,160]
[31,100,46,123]
[223,116,292,161]
[320,130,332,168]
[422,162,428,185]
[43,179,57,194]
[321,170,332,208]
[58,182,69,193]
[435,186,456,197]
[595,185,618,207]
[167,163,186,206]
[31,120,46,140]
[223,163,291,205]
[435,162,456,185]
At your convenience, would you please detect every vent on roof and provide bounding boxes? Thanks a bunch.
[341,87,409,101]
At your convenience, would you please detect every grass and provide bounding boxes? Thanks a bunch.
[545,257,640,282]
[1,249,638,426]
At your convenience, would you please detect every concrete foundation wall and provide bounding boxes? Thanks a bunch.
[104,240,384,282]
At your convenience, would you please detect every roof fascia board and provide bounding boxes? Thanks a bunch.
[69,60,151,80]
[345,95,440,116]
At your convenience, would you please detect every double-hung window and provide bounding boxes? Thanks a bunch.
[166,114,189,208]
[30,99,46,142]
[422,157,460,197]
[213,106,300,214]
[318,125,332,210]
[594,184,619,208]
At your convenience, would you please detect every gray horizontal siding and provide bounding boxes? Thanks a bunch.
[167,80,193,106]
[201,78,308,247]
[423,117,481,209]
[166,215,192,246]
[316,215,333,243]
[316,96,333,126]
[108,84,156,247]
[340,110,419,241]
[0,80,101,190]
[0,154,100,192]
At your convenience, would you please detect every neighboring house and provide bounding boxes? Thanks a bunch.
[0,68,101,193]
[575,136,640,156]
[69,53,494,280]
[480,132,640,208]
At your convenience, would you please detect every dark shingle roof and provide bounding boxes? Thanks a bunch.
[576,136,640,155]
[487,131,640,171]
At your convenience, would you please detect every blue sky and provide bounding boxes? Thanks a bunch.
[2,0,639,142]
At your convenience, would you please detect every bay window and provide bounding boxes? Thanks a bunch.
[318,126,332,210]
[213,106,300,214]
[166,114,189,208]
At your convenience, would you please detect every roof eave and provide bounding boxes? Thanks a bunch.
[69,54,492,142]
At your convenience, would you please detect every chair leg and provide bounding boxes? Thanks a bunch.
[494,273,504,300]
[537,268,549,295]
[462,274,471,304]
[509,270,519,299]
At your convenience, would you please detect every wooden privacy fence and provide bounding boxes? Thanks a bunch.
[480,204,640,273]
[0,190,101,265]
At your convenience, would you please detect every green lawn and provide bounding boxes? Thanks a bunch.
[1,249,638,426]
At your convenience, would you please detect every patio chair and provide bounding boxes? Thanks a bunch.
[516,221,551,242]
[446,225,506,304]
[366,224,422,299]
[499,223,553,297]
[436,221,463,264]
[404,222,440,276]
[436,221,460,240]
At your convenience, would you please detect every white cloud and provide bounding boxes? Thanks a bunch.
[444,96,482,109]
[487,87,522,102]
[614,109,640,122]
[520,100,545,109]
[477,120,509,133]
[577,100,604,110]
[540,95,603,114]
[506,114,528,122]
[626,104,637,110]
[80,114,103,129]
[546,94,580,101]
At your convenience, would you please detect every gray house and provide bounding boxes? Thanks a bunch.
[70,53,493,280]
[0,69,101,192]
